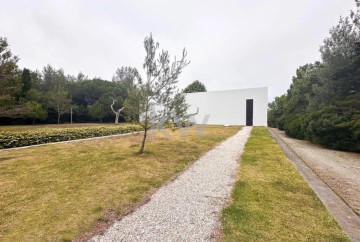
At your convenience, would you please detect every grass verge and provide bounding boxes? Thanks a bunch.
[0,125,240,241]
[221,127,350,242]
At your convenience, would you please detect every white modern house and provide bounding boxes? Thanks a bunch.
[185,87,268,126]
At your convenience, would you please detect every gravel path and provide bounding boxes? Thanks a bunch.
[272,129,360,216]
[90,127,252,242]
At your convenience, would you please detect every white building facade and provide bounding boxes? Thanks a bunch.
[185,87,268,126]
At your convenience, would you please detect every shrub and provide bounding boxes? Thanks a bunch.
[282,105,360,152]
[0,125,143,149]
[307,116,349,150]
[284,116,305,139]
[305,107,359,152]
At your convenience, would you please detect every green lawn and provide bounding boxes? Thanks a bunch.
[221,127,349,242]
[0,125,240,241]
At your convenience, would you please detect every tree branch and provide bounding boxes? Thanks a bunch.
[110,100,117,114]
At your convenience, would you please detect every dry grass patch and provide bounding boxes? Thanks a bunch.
[0,125,240,241]
[221,127,350,242]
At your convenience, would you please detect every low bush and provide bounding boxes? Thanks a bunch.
[284,116,305,139]
[0,125,143,149]
[283,106,360,152]
[306,108,359,152]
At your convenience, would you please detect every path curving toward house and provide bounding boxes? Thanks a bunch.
[90,127,252,242]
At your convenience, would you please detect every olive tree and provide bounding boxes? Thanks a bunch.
[128,34,190,154]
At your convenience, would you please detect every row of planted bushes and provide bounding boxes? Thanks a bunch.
[0,125,144,149]
[283,106,360,152]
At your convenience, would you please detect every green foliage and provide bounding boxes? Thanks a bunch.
[41,65,72,124]
[24,101,48,123]
[26,88,44,103]
[183,80,207,93]
[267,95,287,129]
[169,92,190,120]
[88,100,106,122]
[307,106,359,151]
[21,68,32,97]
[123,87,141,122]
[131,33,190,153]
[112,66,141,90]
[284,116,305,139]
[47,86,71,124]
[268,3,360,152]
[0,124,143,149]
[0,35,188,127]
[0,37,22,117]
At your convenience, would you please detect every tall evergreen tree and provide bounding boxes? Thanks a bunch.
[268,1,360,151]
[0,37,22,117]
[21,68,32,98]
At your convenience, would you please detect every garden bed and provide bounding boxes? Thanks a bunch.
[0,125,143,149]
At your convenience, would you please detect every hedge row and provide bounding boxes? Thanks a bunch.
[0,125,144,149]
[283,106,360,152]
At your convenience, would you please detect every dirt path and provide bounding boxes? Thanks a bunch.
[271,128,360,216]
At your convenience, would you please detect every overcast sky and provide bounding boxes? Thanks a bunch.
[0,0,356,100]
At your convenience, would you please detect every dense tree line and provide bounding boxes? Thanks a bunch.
[0,36,203,126]
[268,1,360,152]
[0,54,134,124]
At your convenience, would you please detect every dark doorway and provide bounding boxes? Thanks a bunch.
[246,99,253,126]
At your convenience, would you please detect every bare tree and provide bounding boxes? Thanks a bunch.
[110,100,124,125]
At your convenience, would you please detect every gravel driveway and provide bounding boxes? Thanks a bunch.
[272,129,360,216]
[90,127,252,242]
